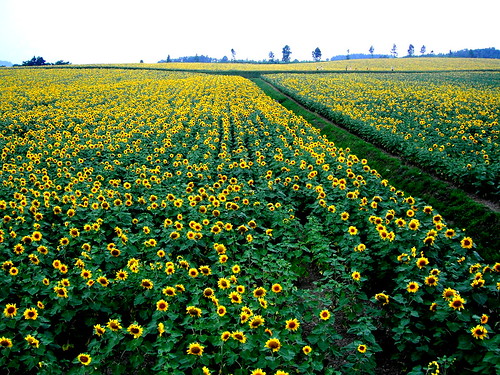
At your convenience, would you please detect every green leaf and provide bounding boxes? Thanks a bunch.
[457,335,473,350]
[472,292,488,305]
[134,294,146,306]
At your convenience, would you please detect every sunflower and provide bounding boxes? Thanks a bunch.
[37,245,48,255]
[259,298,268,309]
[444,229,455,239]
[271,283,283,293]
[351,271,361,281]
[231,331,247,343]
[0,337,13,348]
[96,276,109,287]
[355,243,367,252]
[460,237,474,249]
[424,275,439,287]
[13,244,25,254]
[408,219,420,230]
[218,278,231,289]
[429,303,438,312]
[249,315,265,329]
[77,353,92,366]
[319,309,331,320]
[442,288,457,300]
[157,322,165,337]
[480,314,489,324]
[186,306,202,317]
[54,286,68,298]
[471,279,485,288]
[156,300,169,312]
[115,270,128,281]
[127,324,144,339]
[253,287,266,298]
[176,284,186,293]
[449,295,466,310]
[265,338,281,352]
[199,266,211,276]
[187,342,204,356]
[25,334,39,348]
[302,345,312,355]
[23,307,38,320]
[3,303,17,318]
[188,268,199,278]
[228,291,242,304]
[285,318,300,331]
[59,237,70,246]
[221,331,231,341]
[348,226,358,235]
[107,319,122,331]
[94,324,106,336]
[217,305,227,317]
[240,312,251,324]
[470,325,488,340]
[374,293,390,305]
[236,285,246,294]
[416,257,429,269]
[163,286,176,297]
[357,344,367,353]
[169,231,180,240]
[406,282,419,293]
[250,370,266,375]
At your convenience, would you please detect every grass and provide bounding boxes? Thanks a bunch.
[251,77,500,263]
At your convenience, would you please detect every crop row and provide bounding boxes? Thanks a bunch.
[263,72,500,198]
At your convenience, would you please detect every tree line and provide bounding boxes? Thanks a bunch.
[159,46,499,64]
[16,56,70,66]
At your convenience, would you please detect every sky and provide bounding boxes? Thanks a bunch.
[0,0,499,64]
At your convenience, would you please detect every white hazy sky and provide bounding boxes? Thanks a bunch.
[0,0,498,64]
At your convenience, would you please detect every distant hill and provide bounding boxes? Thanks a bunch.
[0,60,13,67]
[436,47,500,59]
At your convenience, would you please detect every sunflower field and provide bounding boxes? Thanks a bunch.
[0,68,498,375]
[263,72,500,199]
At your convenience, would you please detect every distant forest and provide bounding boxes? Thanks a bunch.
[157,47,500,64]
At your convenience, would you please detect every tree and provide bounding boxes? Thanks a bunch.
[268,51,275,63]
[221,56,229,62]
[282,45,291,63]
[420,45,426,55]
[231,49,236,62]
[312,47,322,62]
[166,55,171,63]
[22,56,46,66]
[408,44,415,57]
[390,44,398,58]
[369,45,375,57]
[346,49,350,60]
